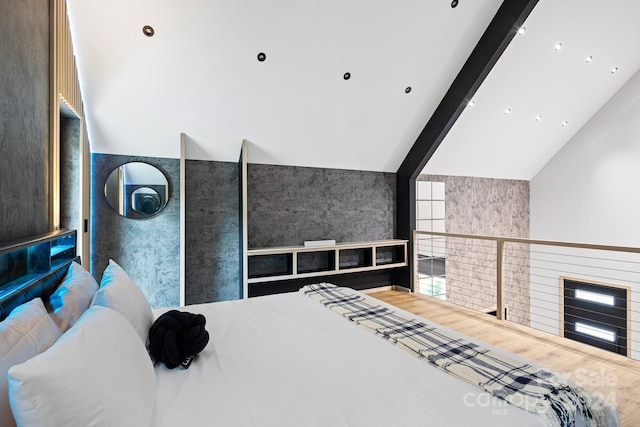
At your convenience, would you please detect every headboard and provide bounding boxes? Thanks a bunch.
[0,229,78,321]
[0,260,76,320]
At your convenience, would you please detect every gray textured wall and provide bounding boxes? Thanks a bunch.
[0,0,50,242]
[419,174,530,325]
[248,164,396,248]
[185,160,240,304]
[91,159,395,307]
[91,154,180,309]
[91,155,241,307]
[60,118,80,231]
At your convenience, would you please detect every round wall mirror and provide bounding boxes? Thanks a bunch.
[104,162,169,219]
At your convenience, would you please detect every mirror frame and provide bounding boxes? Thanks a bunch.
[103,161,170,219]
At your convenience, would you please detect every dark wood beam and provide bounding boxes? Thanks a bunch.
[395,0,539,289]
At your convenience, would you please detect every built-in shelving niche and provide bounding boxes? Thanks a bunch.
[247,253,293,279]
[297,250,335,274]
[235,140,409,299]
[0,229,77,301]
[247,240,407,297]
[376,245,405,266]
[339,248,372,270]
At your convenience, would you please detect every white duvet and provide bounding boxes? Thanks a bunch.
[150,290,614,427]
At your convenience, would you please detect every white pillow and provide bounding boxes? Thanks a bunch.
[92,259,154,344]
[0,298,62,427]
[49,261,99,331]
[8,305,156,427]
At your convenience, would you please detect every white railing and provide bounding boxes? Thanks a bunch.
[413,230,640,361]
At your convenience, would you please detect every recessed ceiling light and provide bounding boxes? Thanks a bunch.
[611,66,619,74]
[405,87,412,94]
[467,100,475,107]
[504,108,511,115]
[142,25,154,37]
[257,52,266,62]
[561,120,569,127]
[554,42,563,51]
[535,115,543,122]
[450,0,459,8]
[585,55,593,63]
[343,72,351,80]
[517,26,526,35]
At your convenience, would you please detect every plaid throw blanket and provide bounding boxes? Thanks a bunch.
[302,283,608,427]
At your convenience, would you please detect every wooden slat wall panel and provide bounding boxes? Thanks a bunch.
[56,0,83,118]
[51,0,89,247]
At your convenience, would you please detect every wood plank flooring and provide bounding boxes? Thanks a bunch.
[366,289,640,427]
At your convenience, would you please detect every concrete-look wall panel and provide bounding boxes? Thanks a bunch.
[184,160,240,304]
[60,118,80,231]
[0,0,50,242]
[91,154,180,309]
[248,164,396,248]
[419,174,530,325]
[92,159,395,306]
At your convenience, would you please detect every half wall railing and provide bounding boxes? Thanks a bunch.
[413,230,640,361]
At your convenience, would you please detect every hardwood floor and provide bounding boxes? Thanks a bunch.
[366,289,640,427]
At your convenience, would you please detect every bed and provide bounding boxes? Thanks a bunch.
[0,255,619,427]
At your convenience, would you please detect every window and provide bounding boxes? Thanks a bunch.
[416,181,446,299]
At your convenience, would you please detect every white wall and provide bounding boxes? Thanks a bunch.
[530,68,640,359]
[531,68,640,246]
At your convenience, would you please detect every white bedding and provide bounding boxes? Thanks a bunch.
[151,291,557,427]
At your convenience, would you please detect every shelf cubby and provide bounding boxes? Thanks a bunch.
[297,250,335,274]
[247,253,293,279]
[375,244,406,266]
[0,229,77,304]
[339,248,372,270]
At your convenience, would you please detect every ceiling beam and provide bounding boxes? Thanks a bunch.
[395,0,539,288]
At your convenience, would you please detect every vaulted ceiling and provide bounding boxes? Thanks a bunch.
[424,0,640,180]
[66,0,502,171]
[67,0,640,177]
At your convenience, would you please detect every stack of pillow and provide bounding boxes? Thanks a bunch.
[0,259,157,427]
